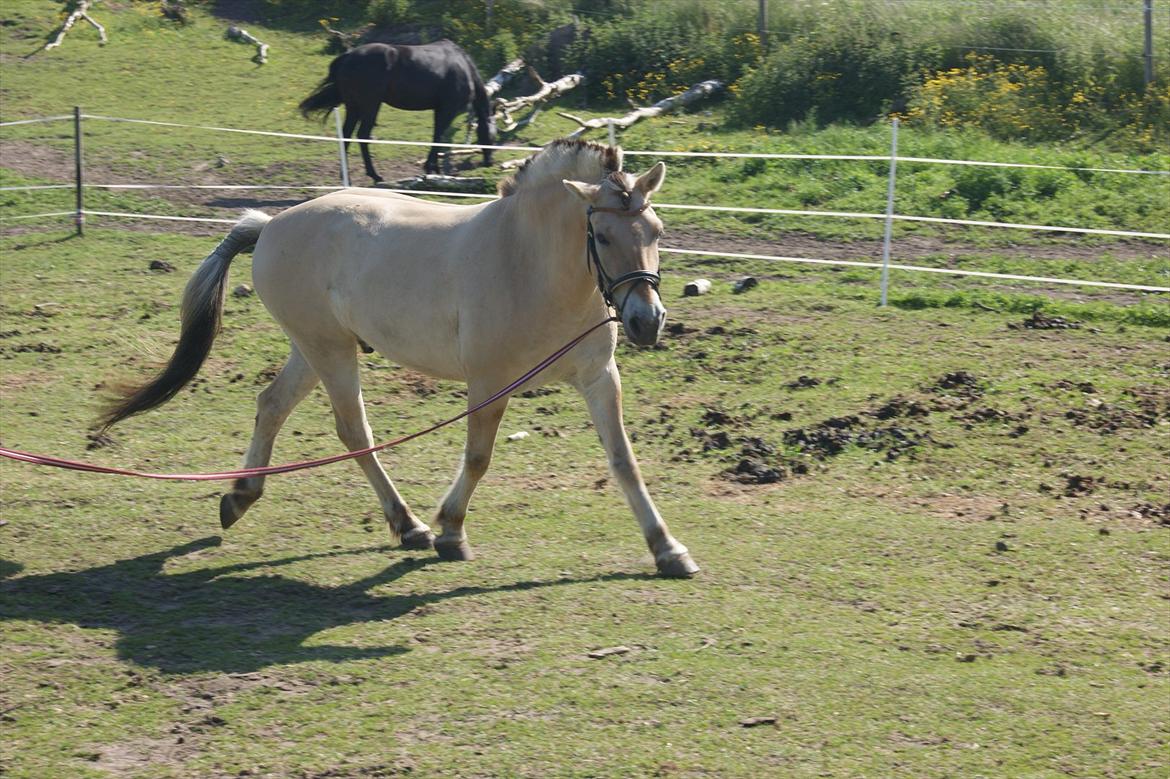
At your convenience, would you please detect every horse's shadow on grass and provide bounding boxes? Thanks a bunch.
[0,537,650,674]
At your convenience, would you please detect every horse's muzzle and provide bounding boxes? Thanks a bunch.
[624,305,666,347]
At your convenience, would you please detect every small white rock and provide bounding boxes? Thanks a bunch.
[506,431,529,442]
[683,278,712,297]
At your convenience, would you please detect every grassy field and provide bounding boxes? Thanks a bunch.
[1,226,1168,778]
[2,3,1169,778]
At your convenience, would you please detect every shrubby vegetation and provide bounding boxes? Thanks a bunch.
[102,0,1170,151]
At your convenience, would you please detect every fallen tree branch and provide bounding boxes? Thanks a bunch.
[381,175,490,194]
[494,68,585,132]
[43,1,107,51]
[160,1,189,25]
[484,58,526,99]
[226,26,269,64]
[559,79,723,140]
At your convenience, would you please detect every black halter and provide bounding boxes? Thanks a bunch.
[585,201,661,315]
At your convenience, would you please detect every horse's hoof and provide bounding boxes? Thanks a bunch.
[219,494,245,530]
[656,552,700,578]
[434,537,475,562]
[400,526,436,551]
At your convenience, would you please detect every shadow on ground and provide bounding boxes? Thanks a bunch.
[0,537,649,674]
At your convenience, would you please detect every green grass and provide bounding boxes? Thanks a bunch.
[1,228,1168,778]
[2,4,1169,777]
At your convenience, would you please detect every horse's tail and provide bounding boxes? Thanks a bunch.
[299,54,344,120]
[99,210,272,431]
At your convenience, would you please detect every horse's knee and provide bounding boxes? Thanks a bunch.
[464,451,492,480]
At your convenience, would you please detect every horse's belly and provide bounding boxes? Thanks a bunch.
[358,320,467,382]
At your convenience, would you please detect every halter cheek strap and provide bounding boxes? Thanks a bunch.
[586,202,661,315]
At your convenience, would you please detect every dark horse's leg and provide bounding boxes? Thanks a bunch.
[340,107,359,175]
[356,107,383,184]
[427,104,461,175]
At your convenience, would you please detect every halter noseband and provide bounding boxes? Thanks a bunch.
[585,198,661,315]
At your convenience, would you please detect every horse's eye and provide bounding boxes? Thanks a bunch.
[597,233,611,247]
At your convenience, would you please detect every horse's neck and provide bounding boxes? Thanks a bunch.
[505,186,596,309]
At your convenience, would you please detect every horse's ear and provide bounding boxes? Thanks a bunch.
[634,162,666,196]
[563,179,600,203]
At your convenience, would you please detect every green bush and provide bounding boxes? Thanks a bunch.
[729,7,942,128]
[565,2,755,103]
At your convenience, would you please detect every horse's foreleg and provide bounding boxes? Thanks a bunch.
[307,343,433,549]
[220,345,319,530]
[427,105,460,175]
[577,361,699,577]
[356,113,383,184]
[433,390,509,561]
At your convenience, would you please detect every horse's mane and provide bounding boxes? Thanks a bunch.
[498,139,623,197]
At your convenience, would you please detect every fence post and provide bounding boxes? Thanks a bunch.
[73,106,84,237]
[1144,0,1154,87]
[607,119,616,147]
[879,117,899,306]
[333,107,350,188]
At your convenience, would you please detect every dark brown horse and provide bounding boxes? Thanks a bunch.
[300,40,497,180]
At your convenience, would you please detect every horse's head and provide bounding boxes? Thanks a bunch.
[564,162,668,346]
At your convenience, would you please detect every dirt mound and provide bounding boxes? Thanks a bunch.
[1011,311,1083,330]
[1129,503,1170,525]
[783,415,930,463]
[1064,402,1160,432]
[871,395,930,421]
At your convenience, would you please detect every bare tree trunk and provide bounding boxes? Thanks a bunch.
[495,68,585,132]
[383,175,489,193]
[226,26,269,64]
[484,58,526,99]
[559,80,723,140]
[43,1,107,51]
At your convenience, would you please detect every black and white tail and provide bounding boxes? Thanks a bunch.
[100,210,271,430]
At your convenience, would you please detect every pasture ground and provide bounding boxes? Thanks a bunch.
[2,1,1169,775]
[1,227,1167,778]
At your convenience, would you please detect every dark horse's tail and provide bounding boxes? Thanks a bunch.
[99,211,272,431]
[299,54,344,119]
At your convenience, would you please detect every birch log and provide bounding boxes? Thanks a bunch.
[559,80,723,140]
[43,1,107,51]
[226,26,269,64]
[382,175,490,194]
[484,58,526,99]
[494,68,585,132]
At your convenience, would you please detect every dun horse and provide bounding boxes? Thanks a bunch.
[299,40,497,180]
[101,139,698,578]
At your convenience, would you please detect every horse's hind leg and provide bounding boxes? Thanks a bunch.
[576,360,699,577]
[220,344,319,529]
[301,339,434,549]
[356,109,383,184]
[340,107,359,174]
[433,386,509,561]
